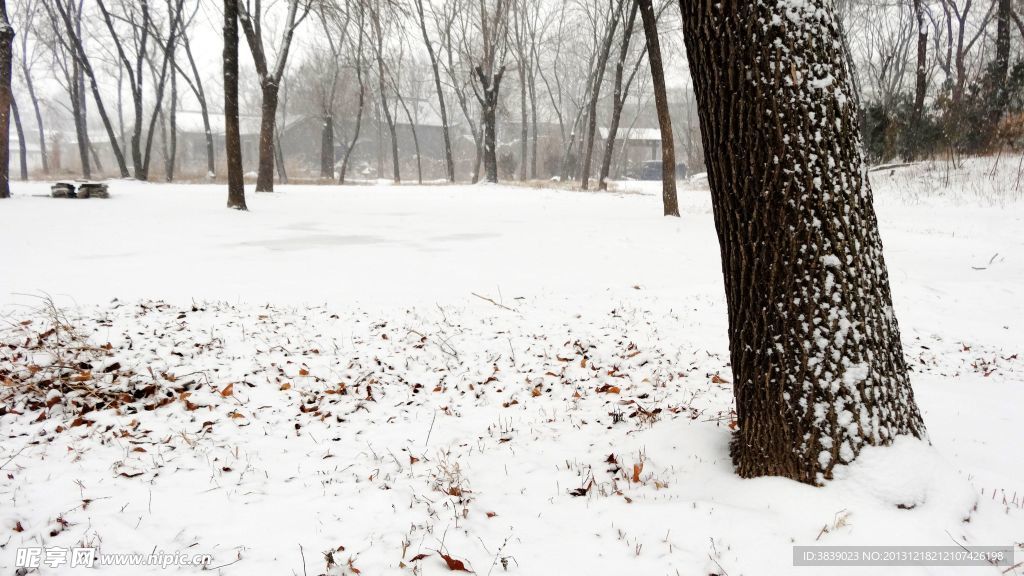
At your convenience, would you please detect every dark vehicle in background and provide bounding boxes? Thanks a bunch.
[633,160,688,181]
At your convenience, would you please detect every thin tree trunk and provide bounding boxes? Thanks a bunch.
[599,1,640,191]
[518,61,528,181]
[20,60,47,175]
[415,0,455,182]
[11,96,26,180]
[338,97,363,184]
[529,73,538,179]
[638,0,678,216]
[71,58,91,179]
[680,0,926,484]
[180,24,214,177]
[166,68,177,182]
[394,91,423,184]
[321,114,334,179]
[274,121,287,184]
[377,75,399,183]
[223,0,246,210]
[580,0,624,190]
[339,26,367,185]
[0,1,11,198]
[53,0,130,177]
[143,0,182,182]
[910,0,928,159]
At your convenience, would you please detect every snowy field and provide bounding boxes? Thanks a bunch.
[1,160,1022,575]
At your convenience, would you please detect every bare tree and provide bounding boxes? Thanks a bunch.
[0,0,12,197]
[988,0,1011,128]
[472,0,509,183]
[637,0,678,216]
[51,0,130,177]
[13,0,46,175]
[10,95,25,180]
[578,0,626,190]
[681,0,926,483]
[414,0,456,182]
[224,0,246,210]
[339,6,367,185]
[438,0,483,181]
[598,0,645,190]
[237,0,311,192]
[367,0,401,183]
[174,4,216,178]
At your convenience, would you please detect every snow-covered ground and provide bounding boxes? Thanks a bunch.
[1,159,1022,575]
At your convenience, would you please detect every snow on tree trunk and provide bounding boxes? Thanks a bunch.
[477,67,505,184]
[679,0,926,484]
[255,82,279,192]
[223,0,246,211]
[0,3,12,198]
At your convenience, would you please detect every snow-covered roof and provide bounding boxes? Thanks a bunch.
[599,127,662,142]
[175,110,262,137]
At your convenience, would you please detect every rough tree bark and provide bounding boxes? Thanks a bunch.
[0,0,11,198]
[679,0,926,484]
[224,0,246,210]
[476,65,506,183]
[637,0,678,216]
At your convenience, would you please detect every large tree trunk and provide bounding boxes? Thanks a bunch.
[638,0,678,217]
[679,0,926,484]
[0,2,11,198]
[988,0,1011,133]
[223,0,246,210]
[477,66,505,184]
[255,82,279,192]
